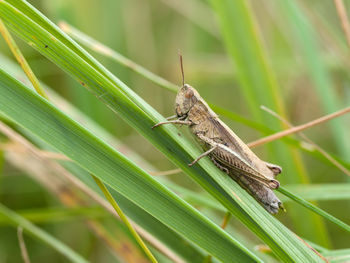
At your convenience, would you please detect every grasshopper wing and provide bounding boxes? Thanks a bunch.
[208,118,280,189]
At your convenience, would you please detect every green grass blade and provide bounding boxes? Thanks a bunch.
[168,182,350,213]
[209,0,283,119]
[278,187,350,234]
[0,207,107,225]
[284,184,350,201]
[0,203,88,263]
[92,175,158,263]
[59,22,178,93]
[0,1,327,261]
[169,181,350,233]
[0,18,48,99]
[323,249,350,263]
[209,0,330,246]
[278,1,350,160]
[0,68,261,263]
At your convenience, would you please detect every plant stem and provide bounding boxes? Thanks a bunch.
[248,106,350,148]
[333,0,350,49]
[92,175,158,263]
[0,19,49,100]
[59,21,178,93]
[278,186,350,234]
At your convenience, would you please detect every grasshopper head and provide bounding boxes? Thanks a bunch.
[175,84,200,118]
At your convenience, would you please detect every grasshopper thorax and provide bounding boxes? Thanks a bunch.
[175,84,200,118]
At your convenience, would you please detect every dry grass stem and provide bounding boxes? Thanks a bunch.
[17,227,31,263]
[333,0,350,49]
[248,106,350,148]
[259,106,350,177]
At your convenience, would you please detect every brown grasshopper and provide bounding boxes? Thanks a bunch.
[153,56,283,213]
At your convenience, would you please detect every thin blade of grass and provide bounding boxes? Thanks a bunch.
[59,21,178,93]
[0,203,88,263]
[0,18,48,99]
[277,187,350,234]
[323,249,350,263]
[92,175,158,263]
[0,207,107,225]
[160,0,219,38]
[248,107,350,149]
[278,1,350,159]
[284,184,350,201]
[17,227,31,263]
[166,182,350,211]
[258,105,350,177]
[333,0,350,51]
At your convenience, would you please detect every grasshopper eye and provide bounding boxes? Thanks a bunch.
[185,89,194,98]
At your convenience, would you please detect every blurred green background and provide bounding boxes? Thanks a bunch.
[0,0,350,262]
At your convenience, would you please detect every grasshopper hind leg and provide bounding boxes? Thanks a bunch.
[209,157,283,211]
[268,179,280,189]
[210,157,229,174]
[212,158,283,213]
[234,174,282,214]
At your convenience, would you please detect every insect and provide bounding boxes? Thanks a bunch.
[153,55,283,214]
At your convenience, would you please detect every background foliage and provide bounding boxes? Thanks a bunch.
[0,0,349,262]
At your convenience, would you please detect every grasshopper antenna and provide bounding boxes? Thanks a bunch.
[178,51,185,86]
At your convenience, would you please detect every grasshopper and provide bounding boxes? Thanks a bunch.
[153,56,283,213]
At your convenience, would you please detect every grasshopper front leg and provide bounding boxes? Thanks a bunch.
[152,117,192,129]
